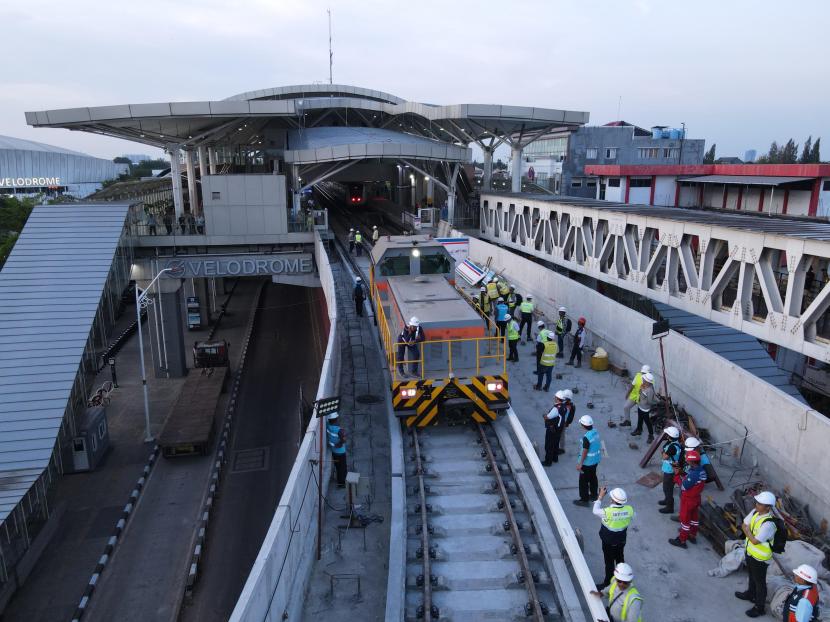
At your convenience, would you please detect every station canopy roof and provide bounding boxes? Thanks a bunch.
[678,175,814,186]
[25,84,589,152]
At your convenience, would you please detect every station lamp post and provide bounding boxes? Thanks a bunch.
[135,268,172,442]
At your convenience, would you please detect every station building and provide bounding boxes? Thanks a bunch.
[585,163,830,217]
[0,135,128,199]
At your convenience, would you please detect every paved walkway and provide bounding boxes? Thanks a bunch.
[507,333,775,620]
[79,279,259,622]
[301,248,391,622]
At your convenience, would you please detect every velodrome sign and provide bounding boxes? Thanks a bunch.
[0,176,62,187]
[160,253,314,278]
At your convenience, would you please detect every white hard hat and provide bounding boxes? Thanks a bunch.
[510,284,515,289]
[327,412,339,421]
[356,276,362,282]
[664,426,680,439]
[610,488,628,504]
[480,286,486,291]
[579,415,594,427]
[350,228,354,231]
[409,316,420,327]
[793,564,818,583]
[373,225,377,229]
[527,295,533,299]
[642,372,655,383]
[641,365,651,374]
[536,320,545,327]
[505,313,512,320]
[498,297,504,302]
[614,562,634,582]
[684,437,701,449]
[558,306,567,313]
[563,389,573,400]
[554,390,566,400]
[754,491,776,507]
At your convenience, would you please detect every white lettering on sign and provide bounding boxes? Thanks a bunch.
[161,253,314,279]
[0,177,61,187]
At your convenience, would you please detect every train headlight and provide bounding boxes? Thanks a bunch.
[487,382,504,391]
[400,388,418,398]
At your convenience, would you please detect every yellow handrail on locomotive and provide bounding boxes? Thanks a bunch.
[374,288,507,383]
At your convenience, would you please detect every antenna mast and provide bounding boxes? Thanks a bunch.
[328,9,333,85]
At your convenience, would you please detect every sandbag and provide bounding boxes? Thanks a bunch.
[770,539,828,579]
[707,540,745,578]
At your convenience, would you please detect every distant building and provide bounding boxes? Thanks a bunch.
[715,156,743,164]
[520,121,705,198]
[585,163,830,217]
[0,135,128,199]
[744,149,757,163]
[122,153,154,165]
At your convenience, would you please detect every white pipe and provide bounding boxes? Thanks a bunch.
[505,408,610,622]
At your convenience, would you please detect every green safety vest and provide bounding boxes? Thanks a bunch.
[520,301,534,314]
[746,512,775,561]
[497,281,510,296]
[608,579,643,622]
[507,320,520,341]
[540,341,558,366]
[627,372,643,402]
[555,317,566,335]
[538,328,551,343]
[602,505,634,531]
[355,233,362,243]
[486,281,499,299]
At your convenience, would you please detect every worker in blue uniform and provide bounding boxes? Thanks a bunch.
[574,415,601,506]
[326,412,347,488]
[495,297,509,337]
[353,277,366,317]
[658,426,682,514]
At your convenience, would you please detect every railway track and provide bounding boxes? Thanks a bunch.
[406,423,558,621]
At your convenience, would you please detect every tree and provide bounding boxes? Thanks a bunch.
[0,196,36,269]
[800,137,813,164]
[703,144,716,164]
[759,141,781,164]
[810,138,821,164]
[113,156,132,164]
[494,158,508,170]
[781,139,799,164]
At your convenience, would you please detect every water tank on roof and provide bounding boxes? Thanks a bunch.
[669,128,681,140]
[652,127,663,139]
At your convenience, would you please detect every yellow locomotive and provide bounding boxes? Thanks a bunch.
[369,236,509,427]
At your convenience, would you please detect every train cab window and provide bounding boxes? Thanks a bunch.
[419,253,451,275]
[379,255,410,276]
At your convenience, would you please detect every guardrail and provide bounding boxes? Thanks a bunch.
[229,231,340,622]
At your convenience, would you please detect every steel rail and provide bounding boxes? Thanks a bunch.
[476,423,545,621]
[411,428,433,622]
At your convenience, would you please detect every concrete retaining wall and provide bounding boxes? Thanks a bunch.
[466,235,830,523]
[230,232,340,622]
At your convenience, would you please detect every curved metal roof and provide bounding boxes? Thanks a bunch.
[0,134,90,157]
[225,83,405,105]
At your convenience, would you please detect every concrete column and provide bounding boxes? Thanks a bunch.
[197,146,207,179]
[185,149,198,216]
[168,144,185,218]
[511,146,522,193]
[144,278,188,378]
[482,148,493,191]
[194,277,211,328]
[208,147,217,175]
[396,165,403,204]
[426,177,434,206]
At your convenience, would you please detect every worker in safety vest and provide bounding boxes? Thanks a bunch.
[559,388,576,454]
[519,295,535,343]
[533,333,558,392]
[593,487,635,590]
[735,491,779,618]
[326,412,347,487]
[542,391,567,465]
[486,279,499,303]
[621,364,650,427]
[566,316,586,367]
[574,415,601,506]
[554,307,571,358]
[506,285,522,317]
[535,320,551,364]
[347,228,355,253]
[354,230,363,256]
[372,225,379,243]
[506,313,520,362]
[783,564,821,622]
[593,563,643,622]
[478,286,491,316]
[669,449,707,549]
[683,436,716,483]
[658,426,682,514]
[497,279,510,298]
[495,297,509,337]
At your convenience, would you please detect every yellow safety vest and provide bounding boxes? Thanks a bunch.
[746,512,775,561]
[497,281,510,296]
[608,579,643,622]
[520,301,534,314]
[355,233,362,243]
[627,372,643,402]
[480,294,491,312]
[602,505,634,531]
[486,281,499,300]
[540,341,558,366]
[507,320,520,341]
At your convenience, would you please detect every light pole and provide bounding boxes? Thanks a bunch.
[135,268,172,442]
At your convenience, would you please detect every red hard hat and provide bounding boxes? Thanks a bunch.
[686,450,701,462]
[578,317,586,325]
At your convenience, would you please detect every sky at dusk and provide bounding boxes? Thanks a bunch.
[2,0,828,162]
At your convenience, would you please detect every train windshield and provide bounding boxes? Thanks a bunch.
[419,253,451,275]
[379,255,410,276]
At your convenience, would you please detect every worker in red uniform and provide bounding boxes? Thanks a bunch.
[668,449,707,549]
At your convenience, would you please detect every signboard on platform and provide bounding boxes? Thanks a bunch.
[161,253,314,279]
[436,237,469,265]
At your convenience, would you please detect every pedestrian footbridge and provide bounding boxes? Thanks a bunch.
[478,192,830,360]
